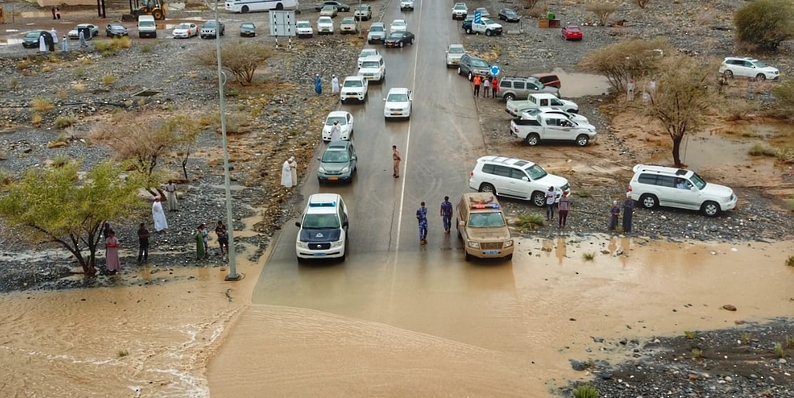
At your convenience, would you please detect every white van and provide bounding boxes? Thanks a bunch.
[138,15,157,38]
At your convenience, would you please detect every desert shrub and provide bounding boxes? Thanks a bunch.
[54,115,77,129]
[575,189,592,198]
[51,155,71,168]
[586,3,618,26]
[734,0,794,51]
[692,348,704,359]
[773,79,794,118]
[741,332,751,344]
[102,73,117,86]
[521,0,541,9]
[579,38,671,92]
[80,58,93,65]
[16,59,32,70]
[73,66,87,78]
[6,77,20,91]
[634,0,651,9]
[112,36,133,49]
[30,97,54,112]
[573,384,599,398]
[723,98,756,121]
[774,342,785,358]
[118,349,129,357]
[0,168,14,186]
[684,331,697,339]
[786,335,794,347]
[513,213,545,230]
[94,40,119,56]
[582,252,596,261]
[194,40,275,85]
[139,43,154,53]
[31,113,42,127]
[787,256,794,267]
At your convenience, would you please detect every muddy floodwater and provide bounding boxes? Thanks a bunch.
[1,237,792,397]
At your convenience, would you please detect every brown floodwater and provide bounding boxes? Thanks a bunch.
[2,238,793,397]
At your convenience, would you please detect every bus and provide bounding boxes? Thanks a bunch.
[224,0,298,13]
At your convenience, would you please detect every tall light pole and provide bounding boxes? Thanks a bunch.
[209,0,240,281]
[357,0,362,39]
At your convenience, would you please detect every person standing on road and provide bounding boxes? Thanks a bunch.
[392,145,401,178]
[331,75,339,95]
[558,191,570,229]
[491,76,499,98]
[609,200,620,231]
[105,230,120,274]
[329,121,341,142]
[152,197,168,232]
[51,29,58,46]
[137,222,150,264]
[215,220,229,256]
[164,180,178,211]
[482,77,491,98]
[545,186,556,222]
[627,78,635,101]
[473,75,481,97]
[314,73,322,95]
[281,158,293,188]
[440,196,453,234]
[622,193,634,233]
[416,202,428,245]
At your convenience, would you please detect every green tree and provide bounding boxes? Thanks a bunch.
[645,56,715,167]
[0,160,145,276]
[578,38,671,92]
[194,40,275,85]
[735,0,794,51]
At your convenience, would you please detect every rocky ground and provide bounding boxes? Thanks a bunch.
[0,0,793,395]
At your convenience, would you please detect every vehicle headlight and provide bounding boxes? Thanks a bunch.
[318,166,326,173]
[341,166,350,173]
[504,240,513,247]
[331,240,344,248]
[467,241,480,249]
[296,241,308,249]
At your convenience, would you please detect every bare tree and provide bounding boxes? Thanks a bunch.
[634,0,651,9]
[521,0,541,9]
[645,56,715,166]
[586,3,618,26]
[578,38,671,92]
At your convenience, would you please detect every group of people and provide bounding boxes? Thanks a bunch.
[281,156,299,189]
[415,196,454,245]
[626,78,656,103]
[313,74,341,96]
[195,221,229,260]
[472,74,499,98]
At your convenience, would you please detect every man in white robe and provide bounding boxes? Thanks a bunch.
[281,159,293,188]
[39,35,47,53]
[152,197,169,232]
[330,121,341,142]
[289,156,297,187]
[331,75,339,94]
[51,29,58,45]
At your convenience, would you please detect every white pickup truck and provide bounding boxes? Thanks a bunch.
[510,112,597,146]
[505,93,578,117]
[469,17,502,36]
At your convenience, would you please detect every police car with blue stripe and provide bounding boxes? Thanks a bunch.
[295,194,349,262]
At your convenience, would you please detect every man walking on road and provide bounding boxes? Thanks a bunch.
[417,202,428,245]
[440,196,453,234]
[392,145,401,178]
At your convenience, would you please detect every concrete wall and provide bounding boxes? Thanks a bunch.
[37,0,96,6]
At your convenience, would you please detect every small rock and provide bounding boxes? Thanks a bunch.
[722,304,737,311]
[569,359,587,371]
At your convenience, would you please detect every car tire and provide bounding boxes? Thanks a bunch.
[479,183,496,195]
[410,38,414,45]
[575,134,589,146]
[399,41,404,48]
[485,30,492,36]
[457,67,463,75]
[756,74,766,81]
[468,72,473,81]
[723,70,733,79]
[504,93,515,101]
[505,254,513,261]
[465,27,472,34]
[296,256,304,264]
[241,5,249,12]
[525,133,540,146]
[701,201,721,217]
[464,251,472,261]
[531,191,546,207]
[639,194,658,209]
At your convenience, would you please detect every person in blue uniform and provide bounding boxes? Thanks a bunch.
[416,202,428,244]
[440,196,453,234]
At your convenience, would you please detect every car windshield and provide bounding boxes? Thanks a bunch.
[567,26,580,31]
[388,32,404,38]
[470,58,489,68]
[454,4,466,10]
[204,21,217,28]
[754,61,768,68]
[360,49,376,57]
[344,80,363,87]
[302,214,340,229]
[241,23,254,29]
[370,25,384,32]
[176,23,191,29]
[356,5,367,10]
[481,18,494,24]
[524,164,548,180]
[26,32,41,38]
[110,24,124,29]
[504,9,516,15]
[361,61,379,68]
[342,18,355,23]
[297,22,310,27]
[321,150,350,163]
[689,172,707,190]
[468,212,506,227]
[387,93,408,102]
[325,116,347,126]
[392,21,405,27]
[322,5,334,10]
[449,46,465,54]
[319,17,332,23]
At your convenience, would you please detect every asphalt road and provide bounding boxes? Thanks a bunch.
[250,0,529,348]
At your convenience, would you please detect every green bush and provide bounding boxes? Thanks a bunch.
[573,384,599,398]
[54,115,77,129]
[773,79,794,117]
[513,213,545,230]
[734,0,794,51]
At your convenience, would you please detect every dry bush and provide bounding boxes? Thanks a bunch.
[634,0,651,9]
[773,79,794,119]
[723,98,756,121]
[735,0,794,51]
[521,0,541,9]
[193,40,275,85]
[31,113,42,127]
[579,38,672,92]
[586,3,618,26]
[72,83,86,92]
[200,111,251,134]
[30,97,54,112]
[101,73,117,86]
[527,7,544,18]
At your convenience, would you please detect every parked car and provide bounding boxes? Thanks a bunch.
[561,24,583,41]
[367,22,387,44]
[315,1,349,11]
[719,57,779,81]
[468,155,571,207]
[465,17,502,36]
[383,87,412,120]
[358,48,380,67]
[105,23,129,38]
[200,20,225,39]
[452,2,468,20]
[498,8,520,22]
[358,54,386,82]
[457,54,490,81]
[390,19,407,34]
[384,31,415,48]
[340,75,369,103]
[510,108,590,125]
[445,44,466,68]
[321,111,354,141]
[461,15,474,32]
[294,193,349,262]
[505,94,578,116]
[531,73,561,89]
[172,23,198,39]
[317,16,334,35]
[68,24,99,39]
[296,20,314,38]
[456,193,514,261]
[340,17,357,34]
[400,0,414,11]
[317,141,358,184]
[22,30,46,48]
[510,112,597,146]
[239,22,256,37]
[497,76,559,101]
[473,7,490,17]
[320,5,338,17]
[354,4,372,20]
[629,164,738,217]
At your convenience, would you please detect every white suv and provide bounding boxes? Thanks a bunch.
[295,193,349,261]
[358,54,386,83]
[383,87,412,120]
[400,0,414,10]
[718,57,779,81]
[468,155,570,207]
[340,76,368,104]
[628,164,738,217]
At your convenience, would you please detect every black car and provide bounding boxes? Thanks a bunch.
[22,30,46,48]
[498,8,521,22]
[383,31,415,48]
[315,1,350,12]
[461,15,474,33]
[105,23,129,38]
[240,22,256,37]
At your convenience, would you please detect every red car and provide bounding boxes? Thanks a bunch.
[562,24,582,41]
